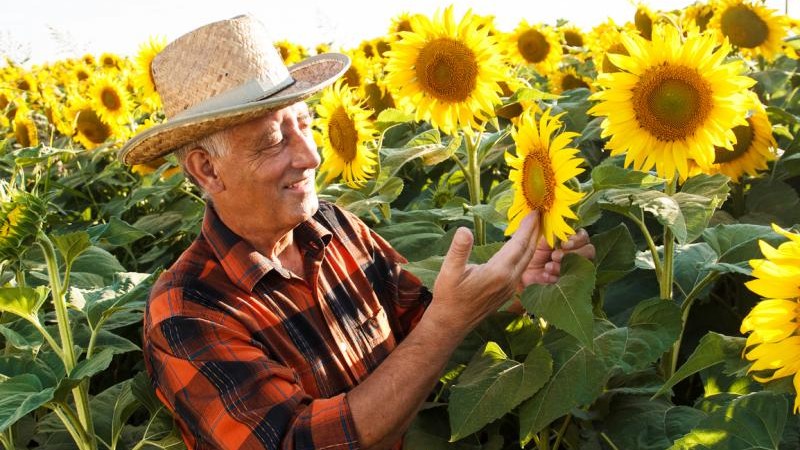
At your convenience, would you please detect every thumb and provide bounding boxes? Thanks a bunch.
[442,227,474,273]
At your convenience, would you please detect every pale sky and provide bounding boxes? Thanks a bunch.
[2,0,793,66]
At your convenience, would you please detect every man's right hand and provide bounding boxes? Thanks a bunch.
[428,211,541,337]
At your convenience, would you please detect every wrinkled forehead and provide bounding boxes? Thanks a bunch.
[229,101,311,140]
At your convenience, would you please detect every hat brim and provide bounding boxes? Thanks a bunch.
[119,53,350,166]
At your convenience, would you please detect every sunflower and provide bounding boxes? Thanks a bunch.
[0,183,48,263]
[634,4,657,40]
[740,224,800,412]
[134,36,166,105]
[90,73,131,125]
[315,43,331,55]
[275,40,306,65]
[504,21,563,75]
[706,94,776,182]
[505,109,585,247]
[12,111,38,148]
[708,0,788,61]
[384,6,506,135]
[82,54,96,66]
[99,52,121,71]
[67,101,114,149]
[132,157,182,179]
[71,62,92,85]
[549,67,593,94]
[587,19,635,73]
[341,50,371,95]
[314,80,378,187]
[588,25,755,180]
[682,2,715,32]
[389,11,416,37]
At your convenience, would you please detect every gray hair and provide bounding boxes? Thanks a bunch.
[174,130,232,197]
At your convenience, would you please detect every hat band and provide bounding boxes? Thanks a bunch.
[170,76,296,120]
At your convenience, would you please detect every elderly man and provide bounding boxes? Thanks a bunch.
[120,15,594,450]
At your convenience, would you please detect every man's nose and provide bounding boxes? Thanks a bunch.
[291,129,321,169]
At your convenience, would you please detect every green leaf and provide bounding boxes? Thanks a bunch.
[423,134,462,166]
[521,254,595,348]
[92,380,140,450]
[702,224,784,268]
[466,204,506,226]
[405,405,483,449]
[50,231,91,267]
[680,173,730,205]
[87,217,153,247]
[592,224,636,285]
[601,395,673,450]
[654,332,745,399]
[664,406,708,442]
[669,392,788,450]
[338,177,404,217]
[0,374,56,433]
[448,344,552,440]
[0,287,47,321]
[619,298,681,373]
[591,165,664,190]
[519,321,627,444]
[375,222,445,262]
[405,256,444,288]
[73,272,153,329]
[132,212,184,235]
[672,192,718,244]
[673,243,717,304]
[69,348,115,381]
[743,179,800,226]
[600,189,688,243]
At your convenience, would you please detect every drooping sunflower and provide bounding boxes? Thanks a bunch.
[740,224,800,412]
[588,25,755,180]
[67,101,114,149]
[504,21,563,75]
[384,6,506,135]
[682,2,715,32]
[89,73,131,125]
[314,80,378,187]
[134,36,166,105]
[706,94,777,182]
[549,67,593,94]
[12,111,38,148]
[505,109,585,247]
[0,182,48,263]
[634,4,657,40]
[708,0,788,61]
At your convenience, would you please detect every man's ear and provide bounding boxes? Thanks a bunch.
[184,148,225,194]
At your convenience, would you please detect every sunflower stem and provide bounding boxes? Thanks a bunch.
[626,211,663,282]
[659,178,677,379]
[37,232,97,450]
[669,271,720,375]
[552,415,571,450]
[464,130,485,245]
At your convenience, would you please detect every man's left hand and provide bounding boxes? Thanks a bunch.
[519,229,595,288]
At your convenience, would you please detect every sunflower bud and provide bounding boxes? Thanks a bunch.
[0,185,48,263]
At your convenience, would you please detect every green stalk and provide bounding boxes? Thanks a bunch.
[50,404,92,450]
[37,232,97,450]
[537,427,551,450]
[659,178,677,378]
[0,431,11,450]
[464,131,485,245]
[626,211,663,281]
[552,415,571,450]
[669,271,720,375]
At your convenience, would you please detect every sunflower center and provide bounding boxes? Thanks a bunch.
[101,88,122,111]
[77,70,89,81]
[328,106,358,162]
[522,150,556,211]
[561,74,589,91]
[714,118,754,164]
[344,66,361,89]
[720,5,769,48]
[397,19,412,33]
[365,83,395,116]
[518,29,550,64]
[15,123,31,147]
[563,30,584,47]
[416,38,478,102]
[76,109,111,145]
[632,65,713,141]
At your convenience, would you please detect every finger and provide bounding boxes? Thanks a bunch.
[441,227,474,275]
[545,261,561,276]
[562,229,589,250]
[575,243,596,260]
[493,211,539,266]
[551,249,564,263]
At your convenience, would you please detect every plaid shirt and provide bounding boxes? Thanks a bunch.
[143,201,431,450]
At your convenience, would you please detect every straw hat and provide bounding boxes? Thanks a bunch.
[118,14,350,165]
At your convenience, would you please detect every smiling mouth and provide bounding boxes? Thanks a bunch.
[285,178,310,189]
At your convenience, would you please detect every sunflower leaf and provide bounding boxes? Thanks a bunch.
[591,223,636,286]
[0,287,48,322]
[521,254,595,348]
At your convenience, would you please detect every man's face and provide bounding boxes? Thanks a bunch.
[213,102,320,236]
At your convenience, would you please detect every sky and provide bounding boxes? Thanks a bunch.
[1,0,793,66]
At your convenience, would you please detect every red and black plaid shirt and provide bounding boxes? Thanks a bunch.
[143,201,431,449]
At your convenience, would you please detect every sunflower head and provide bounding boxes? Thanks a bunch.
[589,25,755,180]
[315,80,378,187]
[67,102,114,149]
[90,73,131,125]
[99,52,121,71]
[709,0,788,61]
[634,4,656,40]
[384,6,506,134]
[682,2,715,32]
[549,67,593,94]
[12,110,39,148]
[0,184,48,263]
[134,36,167,105]
[740,224,800,412]
[505,109,585,247]
[505,21,563,74]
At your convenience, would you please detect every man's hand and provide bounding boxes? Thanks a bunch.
[428,211,541,335]
[519,229,595,288]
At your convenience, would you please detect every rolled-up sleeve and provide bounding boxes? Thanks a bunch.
[144,287,360,450]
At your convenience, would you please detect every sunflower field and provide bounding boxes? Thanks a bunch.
[1,1,800,449]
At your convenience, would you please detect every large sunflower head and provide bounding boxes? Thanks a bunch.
[504,21,563,75]
[708,0,789,61]
[559,25,586,49]
[740,224,800,412]
[134,36,166,106]
[314,80,378,187]
[505,109,586,247]
[384,6,506,135]
[706,93,777,182]
[89,73,131,125]
[589,25,755,181]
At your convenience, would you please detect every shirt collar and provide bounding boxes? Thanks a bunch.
[201,205,332,292]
